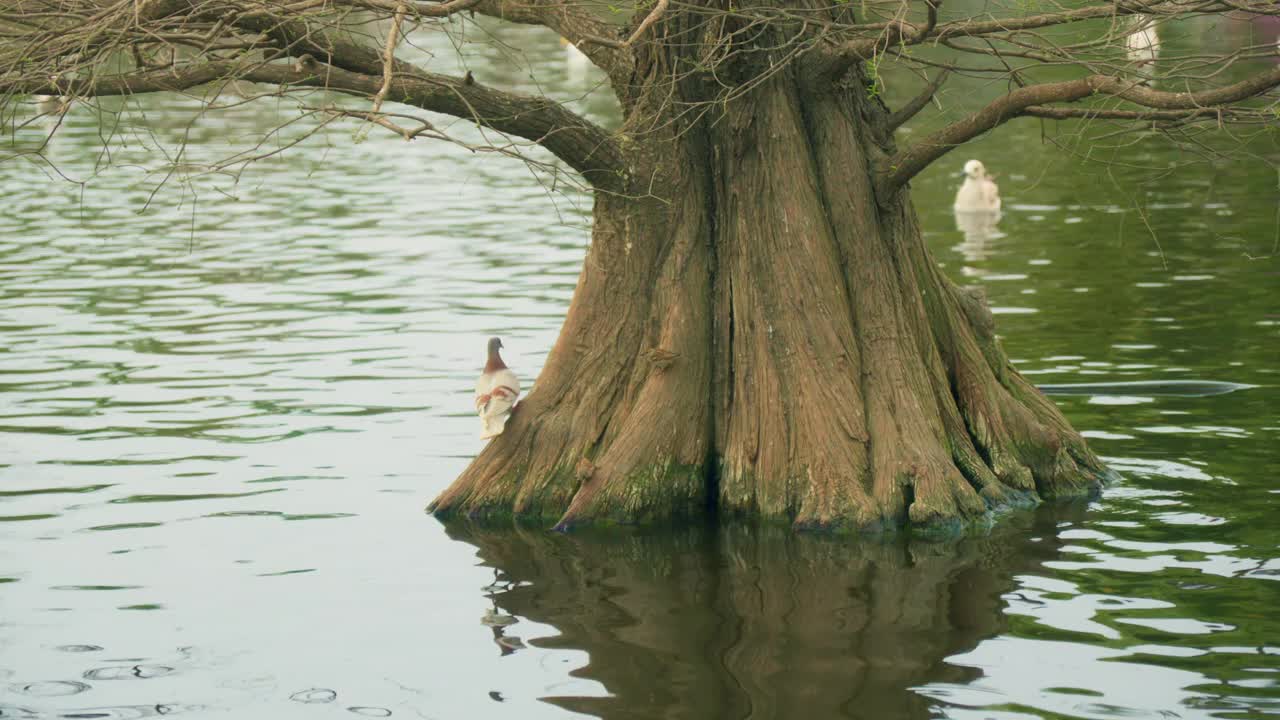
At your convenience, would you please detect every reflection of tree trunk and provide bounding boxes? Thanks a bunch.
[446,507,1081,719]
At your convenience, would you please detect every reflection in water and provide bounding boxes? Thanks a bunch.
[482,588,528,656]
[448,511,1080,720]
[953,208,1003,263]
[1035,379,1256,397]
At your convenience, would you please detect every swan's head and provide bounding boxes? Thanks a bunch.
[963,159,987,179]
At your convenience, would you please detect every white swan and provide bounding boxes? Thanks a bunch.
[1124,16,1160,68]
[953,159,1001,212]
[34,94,68,115]
[560,37,590,82]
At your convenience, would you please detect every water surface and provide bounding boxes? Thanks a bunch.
[2,12,1278,720]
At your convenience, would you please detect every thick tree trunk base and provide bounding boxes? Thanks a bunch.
[429,38,1113,537]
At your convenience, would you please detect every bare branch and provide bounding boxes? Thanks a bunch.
[1022,105,1224,121]
[333,0,480,15]
[879,77,1096,194]
[1092,67,1280,109]
[3,58,628,191]
[886,68,950,132]
[879,65,1280,194]
[816,0,1222,76]
[623,0,668,48]
[571,0,668,57]
[930,0,1206,41]
[225,6,420,79]
[6,62,254,97]
[815,0,940,75]
[6,0,1274,204]
[370,4,407,117]
[469,0,633,88]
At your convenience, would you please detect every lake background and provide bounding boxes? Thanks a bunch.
[1,7,1278,719]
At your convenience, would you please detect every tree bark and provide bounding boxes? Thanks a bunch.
[429,5,1111,535]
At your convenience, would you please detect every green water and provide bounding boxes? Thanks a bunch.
[1,10,1278,720]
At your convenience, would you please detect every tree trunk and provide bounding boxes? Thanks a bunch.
[429,8,1110,534]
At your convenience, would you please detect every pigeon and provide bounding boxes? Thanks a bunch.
[954,159,1001,212]
[475,337,520,440]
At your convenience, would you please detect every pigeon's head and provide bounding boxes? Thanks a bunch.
[963,159,987,179]
[487,337,504,355]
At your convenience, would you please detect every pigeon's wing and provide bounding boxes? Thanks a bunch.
[484,385,517,417]
[479,369,520,438]
[493,369,521,397]
[475,373,492,413]
[482,370,520,417]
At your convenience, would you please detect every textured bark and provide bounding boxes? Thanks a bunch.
[428,3,1111,534]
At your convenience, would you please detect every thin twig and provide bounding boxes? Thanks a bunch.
[624,0,668,47]
[371,4,405,116]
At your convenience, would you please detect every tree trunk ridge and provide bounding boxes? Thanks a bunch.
[428,4,1111,535]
